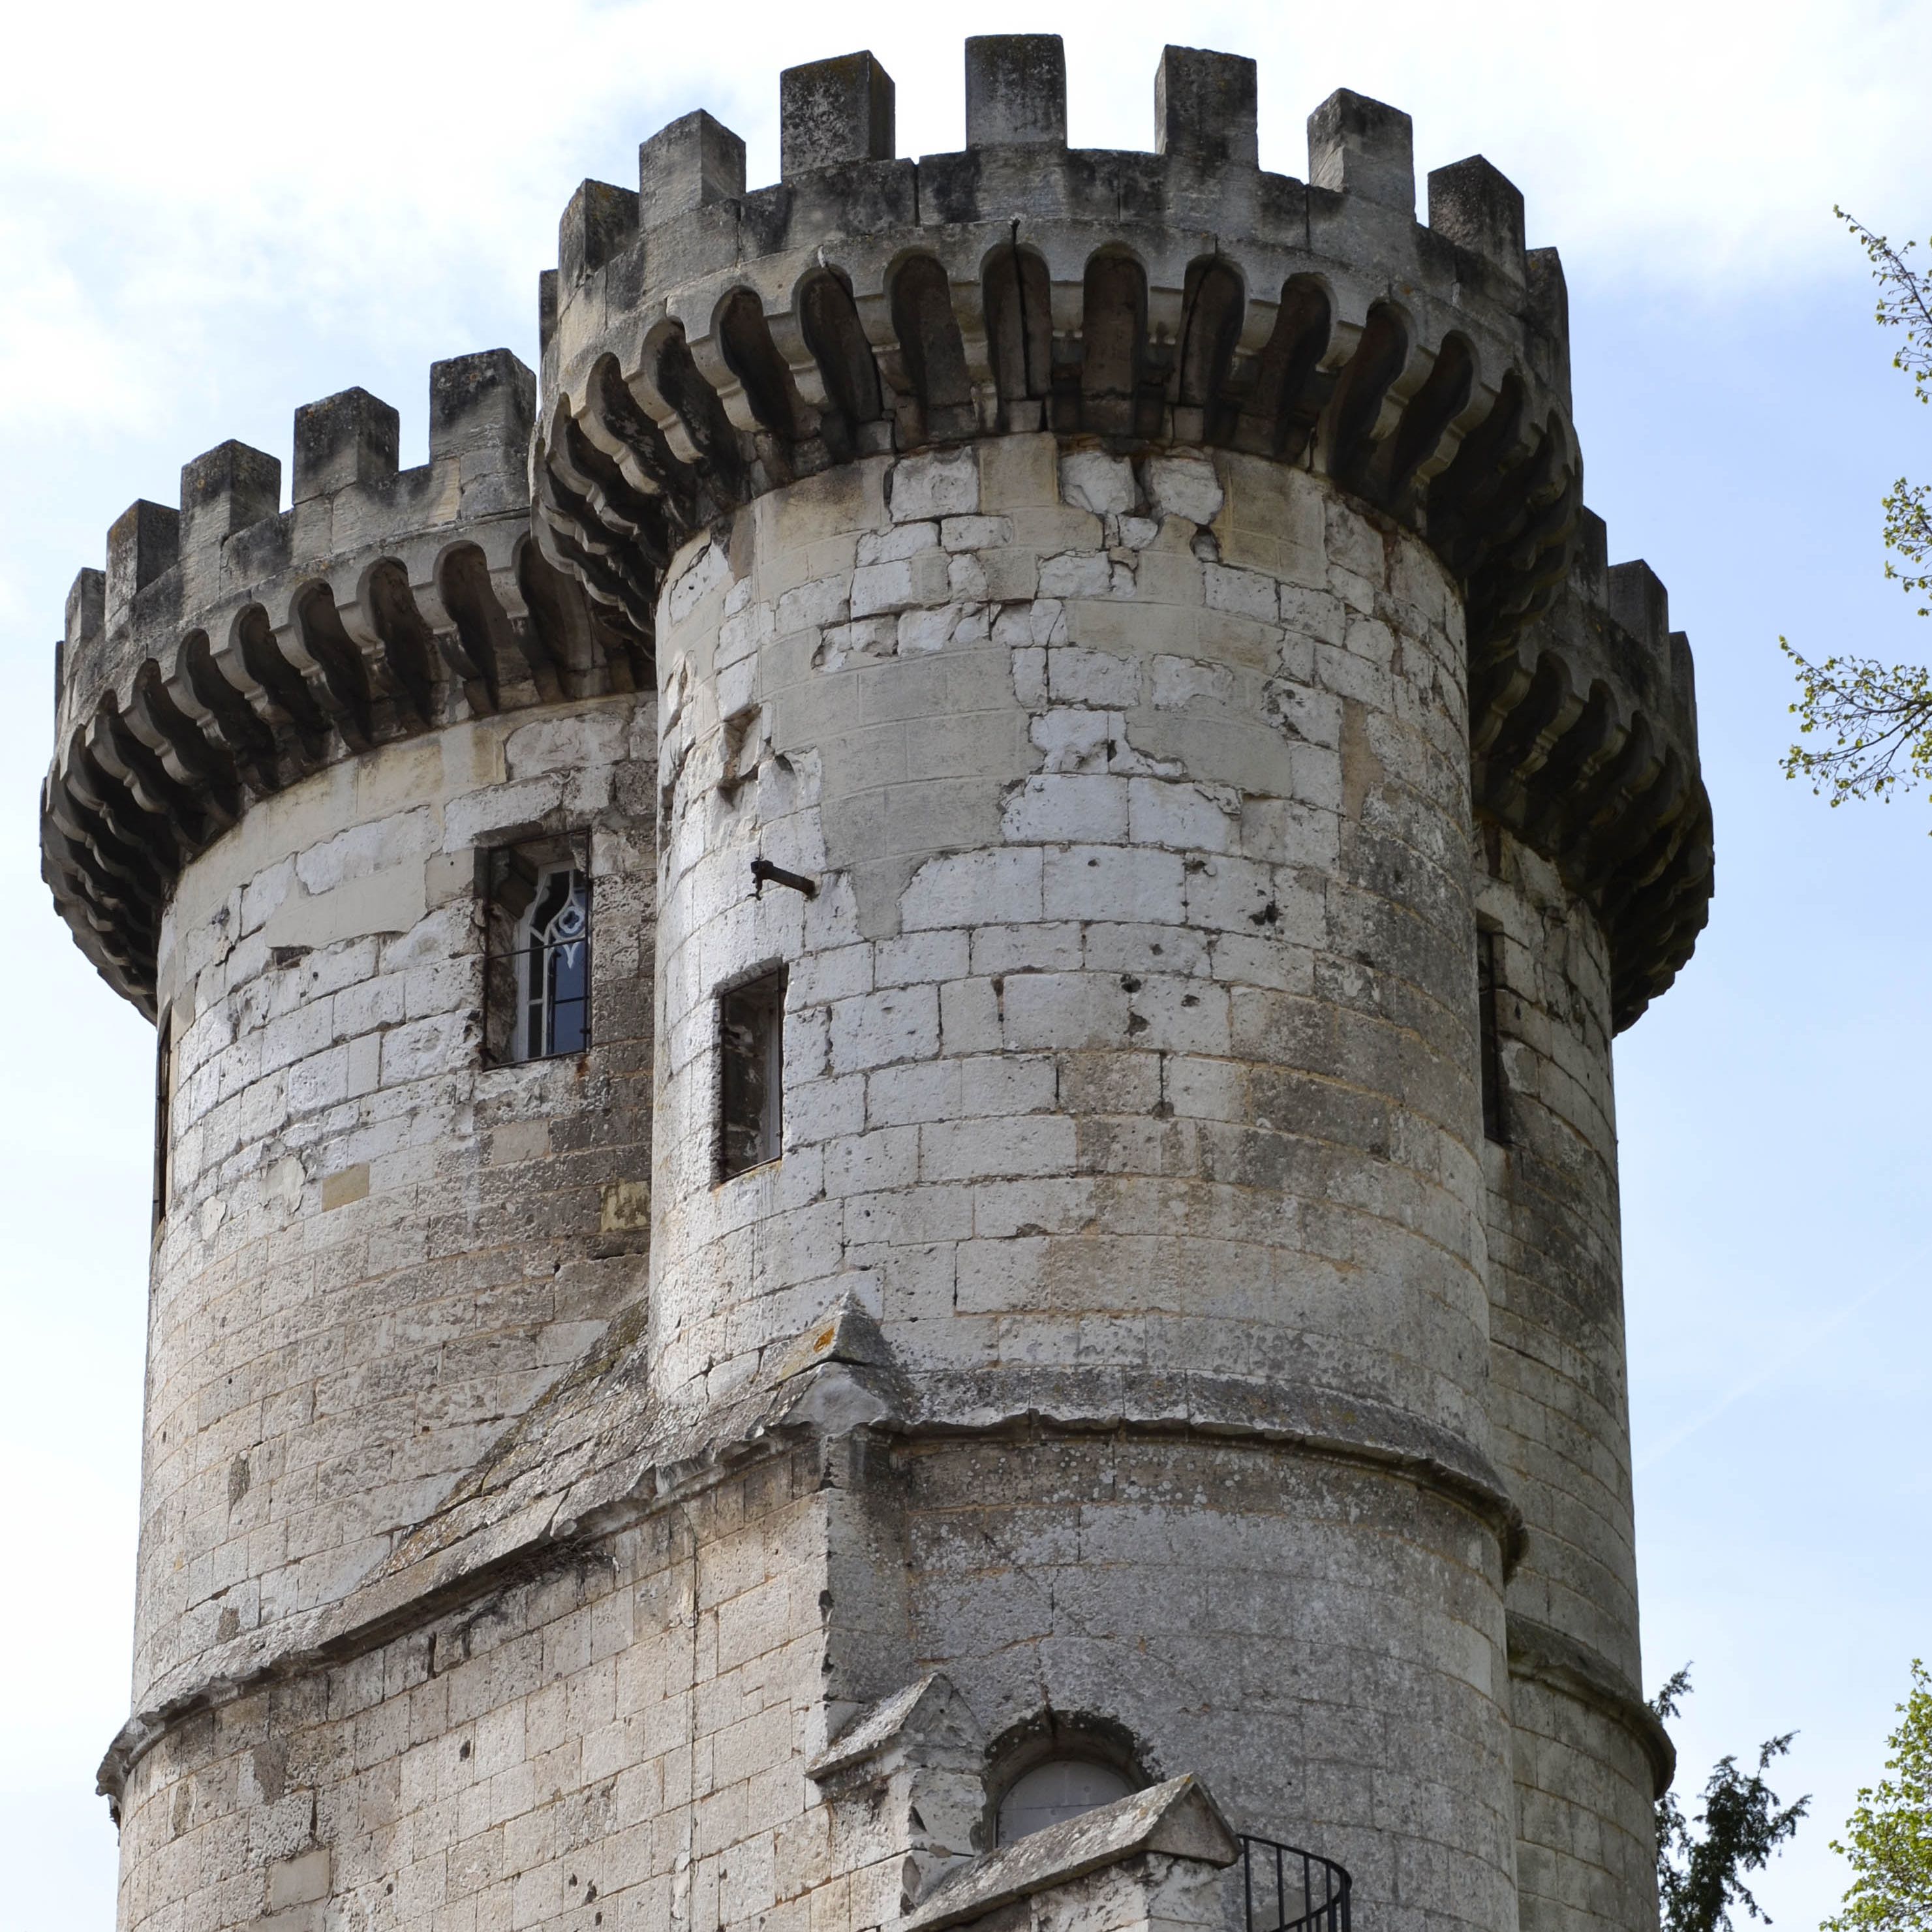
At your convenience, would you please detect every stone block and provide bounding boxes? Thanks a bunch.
[559,178,639,287]
[267,1847,332,1910]
[179,441,281,577]
[106,498,179,626]
[965,35,1066,147]
[1428,156,1527,283]
[1155,46,1259,169]
[64,566,104,654]
[292,388,399,504]
[1607,560,1669,651]
[889,449,978,523]
[429,350,535,463]
[641,110,746,228]
[780,52,896,176]
[1308,88,1415,213]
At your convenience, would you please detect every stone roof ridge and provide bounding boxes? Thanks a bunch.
[898,1772,1240,1932]
[807,1672,986,1783]
[769,1290,898,1382]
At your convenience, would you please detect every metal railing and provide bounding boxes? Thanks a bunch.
[1238,1834,1351,1932]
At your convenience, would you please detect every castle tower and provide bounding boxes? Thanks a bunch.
[45,40,1709,1932]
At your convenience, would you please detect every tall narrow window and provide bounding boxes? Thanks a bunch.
[718,968,786,1178]
[152,1014,172,1231]
[483,838,592,1064]
[1477,922,1509,1146]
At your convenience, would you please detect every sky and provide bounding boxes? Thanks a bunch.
[1,1,1928,1926]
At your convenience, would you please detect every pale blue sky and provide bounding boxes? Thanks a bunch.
[3,3,1927,1925]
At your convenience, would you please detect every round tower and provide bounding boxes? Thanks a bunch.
[47,38,1708,1932]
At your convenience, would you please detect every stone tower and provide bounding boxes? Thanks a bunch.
[44,38,1710,1932]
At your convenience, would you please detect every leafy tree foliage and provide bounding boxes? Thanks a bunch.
[1783,215,1932,807]
[1649,1666,1809,1932]
[1824,1659,1932,1932]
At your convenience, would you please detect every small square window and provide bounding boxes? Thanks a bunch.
[483,837,592,1065]
[718,968,786,1178]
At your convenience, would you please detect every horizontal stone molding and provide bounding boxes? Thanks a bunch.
[1506,1609,1677,1798]
[96,1345,1526,1806]
[44,351,648,1013]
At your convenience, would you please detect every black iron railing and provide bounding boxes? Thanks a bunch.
[1238,1834,1351,1932]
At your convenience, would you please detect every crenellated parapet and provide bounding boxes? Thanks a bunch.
[44,350,643,1011]
[534,36,1710,1027]
[538,41,1579,654]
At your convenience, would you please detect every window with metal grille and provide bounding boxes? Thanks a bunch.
[1477,921,1509,1146]
[483,838,592,1065]
[718,968,786,1178]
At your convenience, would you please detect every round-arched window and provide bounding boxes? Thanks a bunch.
[995,1758,1134,1845]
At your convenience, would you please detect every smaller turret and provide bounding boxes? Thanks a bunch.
[44,352,636,1010]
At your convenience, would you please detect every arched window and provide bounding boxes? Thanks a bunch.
[517,865,590,1060]
[995,1758,1134,1845]
[483,838,593,1066]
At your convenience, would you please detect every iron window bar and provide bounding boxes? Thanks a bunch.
[1238,1834,1351,1932]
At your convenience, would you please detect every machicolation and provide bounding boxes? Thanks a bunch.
[46,38,1706,1932]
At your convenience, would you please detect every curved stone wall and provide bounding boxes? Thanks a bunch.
[898,1432,1520,1932]
[649,436,1494,1450]
[137,696,656,1708]
[105,1429,1517,1932]
[1476,825,1666,1932]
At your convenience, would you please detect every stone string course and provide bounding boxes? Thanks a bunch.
[44,35,1708,1932]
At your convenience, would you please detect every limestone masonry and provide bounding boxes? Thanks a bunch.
[43,38,1710,1932]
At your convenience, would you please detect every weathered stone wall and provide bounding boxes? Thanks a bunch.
[113,1444,834,1932]
[898,1432,1518,1932]
[649,435,1492,1446]
[1509,1674,1660,1932]
[1477,827,1661,1932]
[139,696,656,1709]
[634,427,1523,1932]
[104,422,1678,1932]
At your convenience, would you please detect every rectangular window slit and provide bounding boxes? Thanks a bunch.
[153,1013,173,1231]
[719,968,786,1179]
[1477,923,1509,1146]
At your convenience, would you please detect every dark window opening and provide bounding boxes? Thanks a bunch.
[719,968,786,1178]
[483,836,592,1065]
[153,1014,173,1231]
[1477,923,1509,1146]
